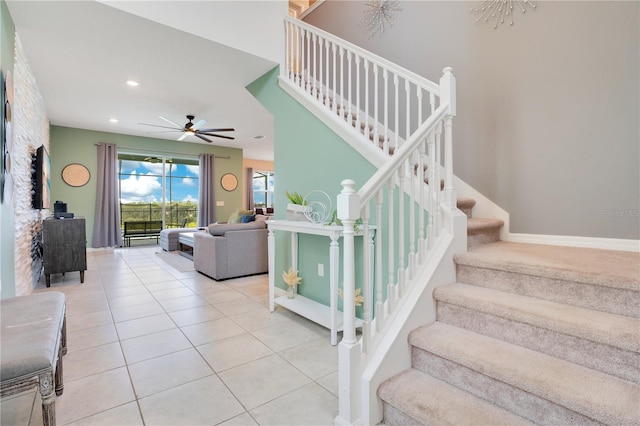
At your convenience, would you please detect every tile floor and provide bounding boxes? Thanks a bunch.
[1,244,339,425]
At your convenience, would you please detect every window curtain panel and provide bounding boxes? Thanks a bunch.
[92,143,123,248]
[246,167,254,210]
[197,153,216,227]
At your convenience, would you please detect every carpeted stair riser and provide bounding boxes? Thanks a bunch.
[378,369,534,425]
[455,263,639,318]
[410,347,602,425]
[409,324,640,425]
[466,218,503,248]
[436,302,640,384]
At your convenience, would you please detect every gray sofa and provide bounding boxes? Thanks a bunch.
[193,221,268,280]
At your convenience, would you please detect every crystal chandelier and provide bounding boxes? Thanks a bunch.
[361,0,402,37]
[471,0,537,29]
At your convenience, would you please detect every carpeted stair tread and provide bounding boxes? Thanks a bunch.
[434,283,640,352]
[378,368,534,426]
[456,197,476,211]
[455,241,640,291]
[409,322,640,425]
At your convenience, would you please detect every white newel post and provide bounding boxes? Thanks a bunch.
[335,179,362,426]
[439,67,457,210]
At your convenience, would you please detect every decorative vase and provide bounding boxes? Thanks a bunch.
[287,285,296,299]
[286,203,311,221]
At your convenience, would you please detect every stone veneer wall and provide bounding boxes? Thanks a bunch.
[12,35,49,295]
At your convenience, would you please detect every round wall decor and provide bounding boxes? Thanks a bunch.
[62,163,90,187]
[221,173,238,191]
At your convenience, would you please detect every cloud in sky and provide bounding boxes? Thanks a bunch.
[182,177,196,187]
[120,172,162,203]
[183,194,198,203]
[186,165,199,176]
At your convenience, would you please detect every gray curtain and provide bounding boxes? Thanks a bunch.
[197,153,216,226]
[92,143,123,248]
[246,167,254,210]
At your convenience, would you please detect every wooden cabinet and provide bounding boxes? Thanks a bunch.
[42,218,87,287]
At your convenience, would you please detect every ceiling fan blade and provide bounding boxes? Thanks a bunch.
[199,132,235,140]
[139,122,181,130]
[159,116,182,128]
[195,134,213,143]
[198,128,234,133]
[177,132,188,141]
[191,119,206,131]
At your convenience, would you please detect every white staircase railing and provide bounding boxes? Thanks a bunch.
[281,17,459,425]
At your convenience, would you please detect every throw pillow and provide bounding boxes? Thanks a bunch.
[227,210,241,224]
[241,214,256,223]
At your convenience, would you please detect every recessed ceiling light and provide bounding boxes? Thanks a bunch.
[126,80,139,87]
[253,135,265,140]
[109,118,119,123]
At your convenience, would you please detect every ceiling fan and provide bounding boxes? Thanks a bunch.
[140,114,235,143]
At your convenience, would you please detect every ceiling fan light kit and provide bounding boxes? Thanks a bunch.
[140,114,235,143]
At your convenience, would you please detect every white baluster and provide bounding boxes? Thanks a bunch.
[295,25,301,86]
[324,38,330,108]
[284,21,289,79]
[318,37,324,103]
[418,138,427,259]
[430,92,436,117]
[373,64,379,148]
[394,74,399,151]
[409,152,416,278]
[375,189,385,332]
[387,176,396,311]
[405,80,411,141]
[347,51,353,124]
[311,33,317,99]
[383,69,389,155]
[397,165,406,294]
[305,30,311,94]
[364,60,370,136]
[434,121,442,236]
[427,131,436,249]
[361,203,370,354]
[339,46,345,117]
[331,42,337,114]
[355,55,361,132]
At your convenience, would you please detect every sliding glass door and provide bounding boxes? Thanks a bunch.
[118,153,199,229]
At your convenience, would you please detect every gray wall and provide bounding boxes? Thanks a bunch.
[305,1,639,240]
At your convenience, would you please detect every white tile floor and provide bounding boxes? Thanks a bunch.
[1,244,339,425]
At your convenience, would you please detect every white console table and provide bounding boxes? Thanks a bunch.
[267,220,370,345]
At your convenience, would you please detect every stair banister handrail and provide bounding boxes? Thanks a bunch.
[357,104,448,206]
[284,16,440,95]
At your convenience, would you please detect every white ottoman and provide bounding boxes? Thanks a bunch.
[159,228,197,251]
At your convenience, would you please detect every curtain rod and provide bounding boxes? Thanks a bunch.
[94,143,230,159]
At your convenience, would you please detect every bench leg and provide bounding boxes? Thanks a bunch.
[39,370,56,426]
[55,342,64,396]
[61,314,67,356]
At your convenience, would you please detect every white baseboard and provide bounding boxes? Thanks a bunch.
[508,233,640,252]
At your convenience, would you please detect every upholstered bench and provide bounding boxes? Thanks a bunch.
[159,227,198,251]
[1,292,67,426]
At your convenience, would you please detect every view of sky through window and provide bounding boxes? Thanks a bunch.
[119,157,199,204]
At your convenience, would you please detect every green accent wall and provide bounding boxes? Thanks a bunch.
[50,126,244,246]
[1,0,15,298]
[247,67,376,307]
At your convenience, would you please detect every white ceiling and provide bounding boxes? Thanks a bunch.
[5,1,287,161]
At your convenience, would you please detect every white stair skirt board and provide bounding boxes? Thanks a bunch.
[509,233,640,253]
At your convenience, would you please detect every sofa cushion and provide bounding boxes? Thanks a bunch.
[208,221,266,236]
[255,214,271,222]
[228,209,254,224]
[241,214,256,223]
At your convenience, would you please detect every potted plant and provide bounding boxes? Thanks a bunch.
[282,267,302,298]
[285,191,311,221]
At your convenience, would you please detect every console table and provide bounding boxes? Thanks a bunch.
[42,218,87,287]
[267,220,371,345]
